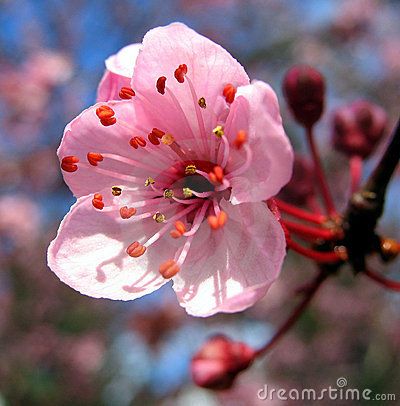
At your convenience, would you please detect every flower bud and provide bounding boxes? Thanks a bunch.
[191,335,255,390]
[332,100,387,158]
[283,65,325,128]
[278,156,315,206]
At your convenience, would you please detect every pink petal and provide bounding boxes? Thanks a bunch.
[97,43,141,102]
[226,80,294,204]
[58,100,169,197]
[47,189,181,300]
[131,23,249,148]
[172,200,286,317]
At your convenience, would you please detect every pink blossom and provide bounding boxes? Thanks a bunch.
[48,23,293,317]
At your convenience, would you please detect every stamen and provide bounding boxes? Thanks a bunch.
[61,156,79,172]
[208,211,227,230]
[174,64,188,83]
[119,87,135,99]
[185,164,197,175]
[226,144,252,178]
[183,201,210,237]
[208,165,224,184]
[111,186,122,196]
[223,83,237,104]
[101,153,167,176]
[96,105,116,126]
[161,134,188,160]
[129,136,147,149]
[233,130,247,149]
[80,163,141,184]
[126,241,146,258]
[87,152,103,166]
[159,259,180,279]
[198,97,206,108]
[156,76,167,95]
[119,206,136,219]
[220,135,230,168]
[92,193,104,210]
[148,128,165,145]
[170,220,186,239]
[153,212,166,223]
[145,177,155,187]
[163,189,174,199]
[182,187,193,198]
[161,133,175,146]
[213,125,224,138]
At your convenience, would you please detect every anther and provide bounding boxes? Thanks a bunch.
[147,128,164,146]
[213,125,224,138]
[87,152,103,166]
[185,164,197,175]
[174,64,188,83]
[198,97,206,109]
[183,188,193,198]
[153,212,166,223]
[129,136,147,149]
[126,241,146,258]
[163,189,174,199]
[161,133,175,146]
[92,193,104,210]
[208,211,227,230]
[119,86,135,99]
[233,130,247,149]
[159,259,180,279]
[170,220,186,239]
[156,76,167,95]
[223,83,236,104]
[61,156,79,172]
[209,166,224,184]
[96,105,116,126]
[111,186,122,196]
[119,206,136,219]
[145,177,155,187]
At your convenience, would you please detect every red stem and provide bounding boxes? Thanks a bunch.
[283,219,339,241]
[350,155,363,194]
[364,269,400,292]
[287,239,342,263]
[275,198,326,224]
[306,126,337,216]
[255,270,328,356]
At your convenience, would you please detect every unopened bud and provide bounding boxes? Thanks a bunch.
[283,65,325,128]
[332,100,387,158]
[191,335,255,390]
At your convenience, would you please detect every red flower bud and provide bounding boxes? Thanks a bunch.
[278,156,315,206]
[191,335,255,390]
[283,65,325,128]
[332,100,387,158]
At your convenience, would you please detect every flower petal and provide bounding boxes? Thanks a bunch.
[58,100,171,197]
[47,190,183,300]
[226,80,294,204]
[131,23,249,150]
[172,200,286,317]
[97,43,141,102]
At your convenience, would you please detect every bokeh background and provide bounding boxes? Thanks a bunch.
[0,0,399,405]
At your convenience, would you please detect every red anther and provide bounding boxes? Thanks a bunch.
[129,138,138,149]
[217,211,227,227]
[208,215,219,230]
[152,128,165,138]
[92,193,104,210]
[61,156,79,172]
[208,212,227,230]
[209,166,224,184]
[119,86,135,99]
[148,132,160,145]
[159,259,180,279]
[87,152,103,166]
[174,64,188,83]
[96,105,116,126]
[119,206,137,219]
[156,76,167,94]
[126,241,146,258]
[169,230,182,239]
[135,136,147,147]
[96,105,115,119]
[170,221,186,238]
[233,130,247,149]
[223,83,237,104]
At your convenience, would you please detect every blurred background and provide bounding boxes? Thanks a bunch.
[0,0,399,404]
